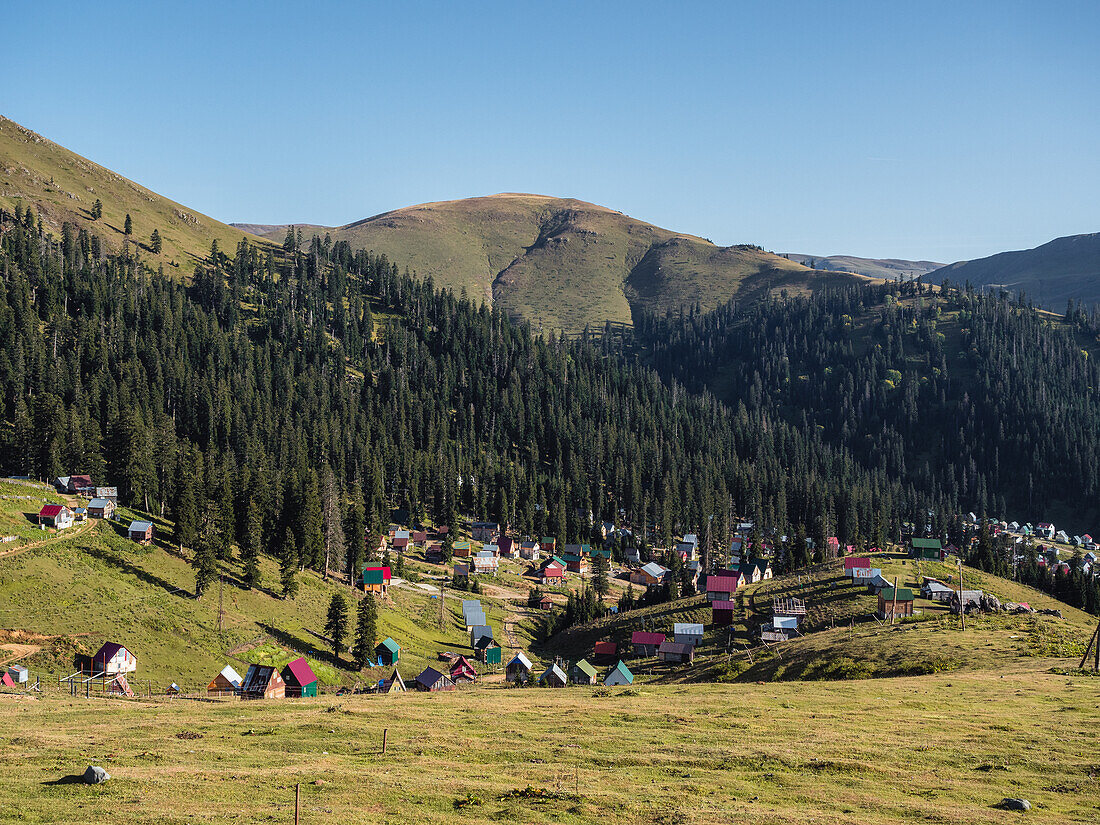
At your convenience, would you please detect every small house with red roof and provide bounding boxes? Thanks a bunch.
[281,657,318,698]
[844,557,872,577]
[67,475,94,495]
[449,656,477,684]
[631,631,666,657]
[37,504,73,530]
[593,640,618,662]
[711,600,737,627]
[705,575,740,601]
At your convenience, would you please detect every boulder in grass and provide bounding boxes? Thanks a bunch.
[997,798,1030,811]
[83,765,110,784]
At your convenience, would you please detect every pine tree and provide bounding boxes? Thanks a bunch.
[192,506,219,597]
[150,229,162,254]
[124,213,133,235]
[325,593,350,662]
[592,552,610,598]
[344,487,366,585]
[241,496,262,589]
[320,464,345,579]
[91,199,102,220]
[280,527,299,599]
[353,592,378,668]
[298,469,324,570]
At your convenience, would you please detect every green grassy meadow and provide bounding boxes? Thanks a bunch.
[1,669,1098,824]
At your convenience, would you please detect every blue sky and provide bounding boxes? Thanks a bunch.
[4,1,1098,262]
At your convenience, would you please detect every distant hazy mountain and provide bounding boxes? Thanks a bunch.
[785,253,943,280]
[930,233,1100,309]
[237,194,865,332]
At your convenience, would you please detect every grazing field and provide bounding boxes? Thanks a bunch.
[2,669,1098,824]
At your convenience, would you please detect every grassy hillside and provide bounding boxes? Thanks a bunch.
[239,193,862,332]
[2,670,1098,823]
[785,252,943,280]
[931,232,1100,309]
[0,481,527,689]
[0,115,267,267]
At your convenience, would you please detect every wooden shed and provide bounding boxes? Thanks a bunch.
[474,635,502,665]
[593,640,619,662]
[657,641,695,664]
[380,669,406,693]
[631,631,666,657]
[282,657,318,698]
[92,642,137,675]
[711,600,736,627]
[450,656,477,684]
[604,661,634,687]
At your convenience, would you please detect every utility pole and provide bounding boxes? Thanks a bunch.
[957,556,965,631]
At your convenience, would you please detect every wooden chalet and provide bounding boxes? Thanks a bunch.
[380,669,406,693]
[207,665,243,696]
[127,520,154,544]
[505,652,533,683]
[471,522,499,541]
[415,667,455,692]
[361,565,392,596]
[877,587,916,619]
[657,640,695,664]
[604,661,634,687]
[631,631,665,657]
[630,562,669,586]
[452,540,472,558]
[711,600,737,627]
[705,575,740,601]
[673,623,704,647]
[376,637,400,666]
[87,498,115,519]
[449,656,477,684]
[593,640,618,662]
[909,538,943,560]
[67,474,94,495]
[474,635,502,665]
[537,594,554,610]
[240,664,285,700]
[94,487,118,504]
[571,658,598,685]
[93,641,136,674]
[282,657,318,698]
[37,504,73,530]
[540,663,568,688]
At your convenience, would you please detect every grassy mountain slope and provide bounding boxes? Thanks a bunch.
[931,232,1100,309]
[239,193,863,332]
[0,115,265,266]
[786,252,943,280]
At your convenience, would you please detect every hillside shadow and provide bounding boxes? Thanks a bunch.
[258,623,344,671]
[83,545,191,598]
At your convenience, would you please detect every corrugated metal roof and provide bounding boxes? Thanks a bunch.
[658,641,693,656]
[377,637,400,654]
[673,623,703,635]
[38,504,65,517]
[631,631,665,645]
[541,664,567,683]
[711,600,737,610]
[507,652,532,670]
[218,665,243,687]
[705,576,740,592]
[640,562,668,578]
[128,520,153,532]
[573,659,597,679]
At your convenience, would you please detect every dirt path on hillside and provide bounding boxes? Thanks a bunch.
[0,516,97,562]
[0,644,42,667]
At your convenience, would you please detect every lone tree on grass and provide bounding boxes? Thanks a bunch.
[150,228,162,254]
[124,213,133,235]
[325,593,350,662]
[353,592,378,669]
[91,199,102,220]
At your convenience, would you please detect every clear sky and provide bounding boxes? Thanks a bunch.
[4,1,1098,262]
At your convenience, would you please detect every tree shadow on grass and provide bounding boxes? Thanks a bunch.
[82,544,192,599]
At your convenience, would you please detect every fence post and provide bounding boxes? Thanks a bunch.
[382,728,388,754]
[295,782,300,825]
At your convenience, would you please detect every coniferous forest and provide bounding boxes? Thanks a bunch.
[1,205,1097,613]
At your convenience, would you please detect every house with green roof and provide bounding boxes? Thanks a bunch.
[909,537,943,560]
[877,587,915,619]
[571,658,597,685]
[604,660,634,687]
[375,637,400,667]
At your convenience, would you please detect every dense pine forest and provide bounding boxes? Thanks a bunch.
[0,207,937,596]
[633,283,1100,534]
